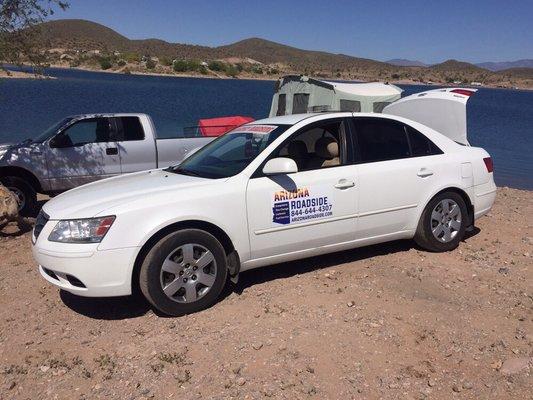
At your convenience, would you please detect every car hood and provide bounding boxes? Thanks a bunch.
[43,169,218,219]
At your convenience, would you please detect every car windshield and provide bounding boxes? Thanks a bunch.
[169,124,290,179]
[33,117,75,143]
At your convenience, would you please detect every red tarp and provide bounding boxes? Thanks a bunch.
[198,116,255,137]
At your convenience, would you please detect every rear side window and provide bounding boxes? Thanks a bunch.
[373,102,391,113]
[276,94,286,116]
[115,117,145,141]
[340,99,361,112]
[354,118,410,162]
[406,126,443,156]
[292,93,310,114]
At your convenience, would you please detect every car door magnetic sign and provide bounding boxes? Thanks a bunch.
[272,186,333,225]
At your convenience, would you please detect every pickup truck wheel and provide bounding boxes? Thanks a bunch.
[1,176,37,217]
[414,191,468,252]
[139,229,228,316]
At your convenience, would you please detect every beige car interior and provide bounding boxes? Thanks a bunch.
[278,124,341,171]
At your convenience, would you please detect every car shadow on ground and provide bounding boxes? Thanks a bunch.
[60,290,152,320]
[58,229,481,320]
[228,239,414,297]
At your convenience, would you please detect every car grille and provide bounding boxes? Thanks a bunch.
[33,210,49,240]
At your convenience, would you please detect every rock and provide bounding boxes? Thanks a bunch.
[452,384,461,392]
[7,381,16,390]
[236,377,246,386]
[252,342,263,350]
[462,381,473,390]
[347,301,355,307]
[231,363,244,375]
[498,267,509,275]
[500,357,532,375]
[427,378,436,387]
[39,365,50,373]
[0,184,19,226]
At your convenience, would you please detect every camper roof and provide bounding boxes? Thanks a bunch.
[322,81,403,97]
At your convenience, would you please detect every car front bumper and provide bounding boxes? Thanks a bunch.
[33,242,139,298]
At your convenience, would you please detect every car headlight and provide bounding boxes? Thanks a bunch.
[48,216,115,243]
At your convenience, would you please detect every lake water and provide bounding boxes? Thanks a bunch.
[1,68,532,189]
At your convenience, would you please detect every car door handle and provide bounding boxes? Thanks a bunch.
[106,147,118,155]
[417,168,434,177]
[334,179,355,189]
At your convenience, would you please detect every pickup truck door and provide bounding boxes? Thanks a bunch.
[111,116,157,173]
[45,117,121,191]
[246,118,358,261]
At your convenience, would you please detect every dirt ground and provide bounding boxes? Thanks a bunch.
[0,187,531,400]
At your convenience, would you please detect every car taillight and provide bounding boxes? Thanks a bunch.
[483,157,493,173]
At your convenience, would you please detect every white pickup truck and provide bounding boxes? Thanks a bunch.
[0,113,214,215]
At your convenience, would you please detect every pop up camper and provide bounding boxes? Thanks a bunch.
[269,75,403,116]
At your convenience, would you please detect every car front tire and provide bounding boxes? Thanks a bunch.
[139,229,228,316]
[414,191,468,252]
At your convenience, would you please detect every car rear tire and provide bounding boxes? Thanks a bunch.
[414,191,468,252]
[1,176,38,217]
[139,229,228,316]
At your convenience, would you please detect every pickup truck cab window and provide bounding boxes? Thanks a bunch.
[56,117,112,147]
[170,124,289,179]
[112,116,145,141]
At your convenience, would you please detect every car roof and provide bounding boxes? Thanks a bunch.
[250,113,327,126]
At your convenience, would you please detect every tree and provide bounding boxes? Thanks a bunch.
[1,0,69,72]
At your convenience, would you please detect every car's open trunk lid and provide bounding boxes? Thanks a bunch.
[383,88,477,145]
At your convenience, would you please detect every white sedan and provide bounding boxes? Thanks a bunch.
[32,90,496,316]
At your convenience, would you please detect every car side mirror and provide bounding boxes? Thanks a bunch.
[262,157,298,175]
[49,134,72,148]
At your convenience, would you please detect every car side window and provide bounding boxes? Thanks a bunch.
[353,118,410,163]
[406,125,443,156]
[114,117,145,141]
[273,120,347,172]
[61,118,111,146]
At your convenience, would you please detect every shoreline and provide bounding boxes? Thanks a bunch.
[5,64,532,90]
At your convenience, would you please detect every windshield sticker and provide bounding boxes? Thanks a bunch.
[272,186,333,225]
[235,124,278,134]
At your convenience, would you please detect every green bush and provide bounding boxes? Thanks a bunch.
[123,52,141,63]
[173,59,201,72]
[225,64,239,77]
[208,60,226,72]
[99,57,112,70]
[145,59,156,69]
[251,65,263,74]
[117,59,127,67]
[173,60,188,72]
[159,56,172,66]
[199,65,208,75]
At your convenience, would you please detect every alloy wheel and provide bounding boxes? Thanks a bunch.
[430,199,462,243]
[159,243,217,303]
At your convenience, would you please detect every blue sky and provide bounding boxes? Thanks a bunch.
[50,0,533,64]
